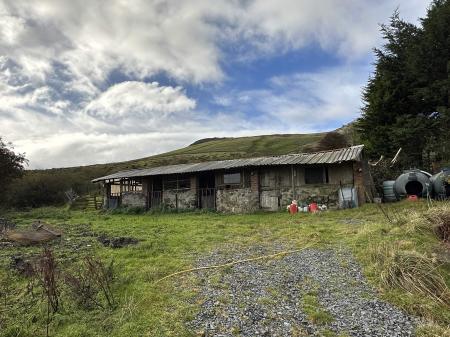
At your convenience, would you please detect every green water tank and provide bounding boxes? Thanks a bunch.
[430,168,450,199]
[382,180,397,202]
[394,169,431,198]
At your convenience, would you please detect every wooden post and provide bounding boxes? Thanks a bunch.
[104,182,111,209]
[352,161,365,206]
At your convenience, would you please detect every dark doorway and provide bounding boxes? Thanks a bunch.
[198,172,216,209]
[199,172,215,188]
[149,178,163,208]
[405,181,423,196]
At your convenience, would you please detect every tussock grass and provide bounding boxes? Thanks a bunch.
[370,243,450,305]
[392,202,450,242]
[416,322,450,337]
[424,203,450,242]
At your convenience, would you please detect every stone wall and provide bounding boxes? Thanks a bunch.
[216,188,259,213]
[122,192,147,208]
[260,185,343,210]
[294,185,341,207]
[163,189,197,209]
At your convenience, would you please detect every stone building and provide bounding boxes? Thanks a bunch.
[92,145,372,213]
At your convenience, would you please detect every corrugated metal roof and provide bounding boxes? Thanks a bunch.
[92,145,364,182]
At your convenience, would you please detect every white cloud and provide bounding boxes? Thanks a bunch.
[266,66,368,123]
[85,81,196,118]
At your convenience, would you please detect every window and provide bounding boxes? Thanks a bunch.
[305,166,329,184]
[163,175,191,190]
[224,172,241,184]
[163,180,177,190]
[178,179,191,189]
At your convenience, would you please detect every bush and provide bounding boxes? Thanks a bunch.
[5,170,103,209]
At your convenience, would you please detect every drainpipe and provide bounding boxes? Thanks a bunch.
[291,165,296,199]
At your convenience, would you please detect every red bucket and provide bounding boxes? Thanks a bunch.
[309,203,318,212]
[407,195,418,202]
[289,204,298,214]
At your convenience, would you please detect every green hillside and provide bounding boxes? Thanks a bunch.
[125,132,327,169]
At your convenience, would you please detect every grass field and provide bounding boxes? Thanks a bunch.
[1,201,449,337]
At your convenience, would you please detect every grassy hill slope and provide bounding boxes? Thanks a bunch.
[125,132,327,170]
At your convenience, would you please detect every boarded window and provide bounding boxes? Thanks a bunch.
[305,166,329,184]
[224,172,241,184]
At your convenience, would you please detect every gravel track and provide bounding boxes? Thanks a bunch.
[189,246,417,337]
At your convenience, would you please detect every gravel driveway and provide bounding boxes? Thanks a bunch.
[189,246,417,337]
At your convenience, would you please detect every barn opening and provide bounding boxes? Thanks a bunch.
[198,172,216,209]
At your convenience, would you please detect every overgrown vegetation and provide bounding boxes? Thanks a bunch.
[0,248,117,337]
[303,131,351,152]
[0,201,448,336]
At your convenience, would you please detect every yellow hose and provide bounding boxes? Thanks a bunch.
[153,243,316,285]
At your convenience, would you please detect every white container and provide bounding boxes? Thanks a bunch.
[338,187,358,208]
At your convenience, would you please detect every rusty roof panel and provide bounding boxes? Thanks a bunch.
[92,145,364,182]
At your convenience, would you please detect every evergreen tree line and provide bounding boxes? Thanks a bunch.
[357,0,450,172]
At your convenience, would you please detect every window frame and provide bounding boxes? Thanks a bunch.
[304,166,329,185]
[163,175,191,191]
[223,172,241,185]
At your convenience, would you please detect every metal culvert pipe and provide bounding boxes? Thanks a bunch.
[382,180,397,202]
[394,169,431,198]
[430,168,450,199]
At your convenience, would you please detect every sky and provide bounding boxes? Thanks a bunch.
[0,0,430,169]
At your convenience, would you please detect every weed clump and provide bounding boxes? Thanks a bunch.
[64,256,116,310]
[424,204,450,242]
[391,203,450,242]
[371,243,450,305]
